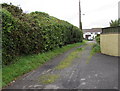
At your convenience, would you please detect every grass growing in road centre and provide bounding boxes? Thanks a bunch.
[39,74,60,84]
[55,47,84,70]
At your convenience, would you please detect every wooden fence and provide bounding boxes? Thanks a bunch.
[102,26,120,34]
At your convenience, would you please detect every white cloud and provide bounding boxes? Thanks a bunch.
[0,0,119,29]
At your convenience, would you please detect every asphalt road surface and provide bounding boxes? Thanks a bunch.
[4,41,118,90]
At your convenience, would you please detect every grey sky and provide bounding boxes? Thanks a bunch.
[0,0,119,29]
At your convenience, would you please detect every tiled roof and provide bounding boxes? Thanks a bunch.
[83,28,102,33]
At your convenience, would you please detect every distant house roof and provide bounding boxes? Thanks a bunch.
[83,28,102,33]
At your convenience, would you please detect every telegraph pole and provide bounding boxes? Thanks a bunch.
[79,0,82,30]
[118,1,120,20]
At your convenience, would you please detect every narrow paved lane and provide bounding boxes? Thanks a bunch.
[5,41,118,89]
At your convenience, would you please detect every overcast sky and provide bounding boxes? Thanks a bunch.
[0,0,119,29]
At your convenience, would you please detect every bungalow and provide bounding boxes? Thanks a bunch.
[83,28,102,40]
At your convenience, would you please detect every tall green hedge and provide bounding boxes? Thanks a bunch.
[1,3,83,65]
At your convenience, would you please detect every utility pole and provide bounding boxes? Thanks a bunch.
[118,1,120,20]
[118,1,120,26]
[79,0,82,30]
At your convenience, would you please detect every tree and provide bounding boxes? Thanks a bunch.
[109,18,120,27]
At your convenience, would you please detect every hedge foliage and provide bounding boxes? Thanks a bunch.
[1,3,83,65]
[95,35,100,45]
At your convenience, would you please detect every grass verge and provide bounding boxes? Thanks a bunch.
[91,43,101,56]
[86,43,101,64]
[2,41,86,88]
